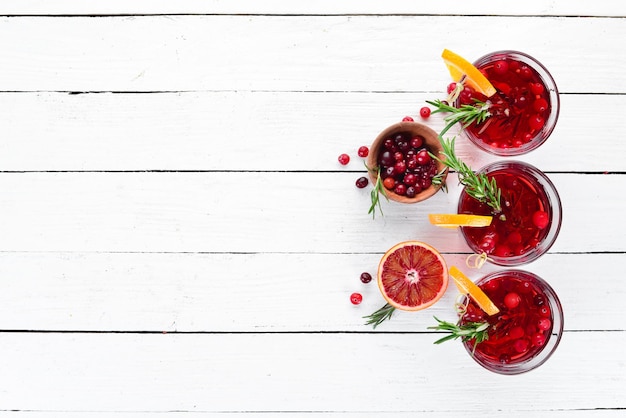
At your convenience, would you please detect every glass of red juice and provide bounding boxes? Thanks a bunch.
[457,161,562,266]
[459,270,564,374]
[456,50,559,156]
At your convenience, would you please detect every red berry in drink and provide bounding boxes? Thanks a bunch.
[338,153,350,165]
[533,98,549,113]
[350,292,363,305]
[357,146,369,158]
[419,107,431,118]
[530,82,545,95]
[538,318,552,331]
[402,116,414,122]
[504,292,521,309]
[514,338,530,353]
[532,210,549,229]
[355,176,368,188]
[447,82,457,94]
[528,114,545,131]
[493,60,509,75]
[532,333,546,347]
[360,272,372,283]
[509,326,525,339]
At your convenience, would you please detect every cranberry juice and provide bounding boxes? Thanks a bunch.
[459,51,559,155]
[458,161,561,266]
[460,271,563,374]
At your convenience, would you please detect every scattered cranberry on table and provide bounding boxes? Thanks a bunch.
[355,176,369,189]
[419,106,431,118]
[402,116,414,122]
[357,146,369,158]
[360,272,372,283]
[338,153,350,165]
[350,292,363,305]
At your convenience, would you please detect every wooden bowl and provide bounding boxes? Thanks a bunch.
[366,121,448,203]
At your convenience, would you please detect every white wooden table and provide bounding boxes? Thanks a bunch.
[1,1,625,416]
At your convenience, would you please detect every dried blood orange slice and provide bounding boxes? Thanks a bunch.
[377,241,449,311]
[442,49,497,97]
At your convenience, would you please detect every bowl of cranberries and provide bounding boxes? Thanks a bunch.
[367,121,448,203]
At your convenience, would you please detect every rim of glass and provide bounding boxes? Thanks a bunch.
[457,160,563,266]
[462,50,560,156]
[462,269,564,375]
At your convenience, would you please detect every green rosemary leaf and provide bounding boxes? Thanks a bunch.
[428,137,502,214]
[364,303,396,329]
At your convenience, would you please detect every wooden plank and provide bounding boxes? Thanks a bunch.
[0,252,623,332]
[0,172,621,253]
[0,92,620,172]
[0,332,623,412]
[0,0,624,17]
[0,16,623,93]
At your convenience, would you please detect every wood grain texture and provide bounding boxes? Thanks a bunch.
[0,332,623,413]
[0,92,621,172]
[0,252,623,332]
[0,172,621,253]
[0,15,624,93]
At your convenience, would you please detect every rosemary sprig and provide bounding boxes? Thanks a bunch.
[364,303,396,329]
[367,164,388,219]
[428,316,490,353]
[429,137,503,215]
[426,99,491,139]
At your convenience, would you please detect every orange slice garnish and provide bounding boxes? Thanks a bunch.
[429,214,492,229]
[449,266,500,316]
[442,49,497,97]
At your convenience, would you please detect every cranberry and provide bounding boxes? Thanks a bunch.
[380,166,393,179]
[350,292,363,305]
[532,210,549,229]
[394,161,406,174]
[394,183,407,196]
[383,177,395,190]
[419,107,431,118]
[357,146,369,158]
[538,318,552,331]
[514,338,530,353]
[383,138,395,150]
[405,186,417,198]
[479,235,497,253]
[355,176,368,189]
[402,116,414,122]
[519,65,533,79]
[539,305,551,317]
[533,98,549,113]
[360,272,372,283]
[504,292,521,309]
[379,151,395,167]
[338,153,350,165]
[509,326,525,339]
[403,173,417,186]
[530,82,544,95]
[532,333,546,347]
[410,135,424,148]
[415,149,431,165]
[506,231,522,245]
[394,151,404,162]
[528,114,545,131]
[447,82,457,94]
[493,60,509,75]
[493,244,513,257]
